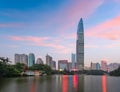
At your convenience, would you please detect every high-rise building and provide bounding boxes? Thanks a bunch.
[58,60,68,71]
[15,54,20,63]
[46,54,52,65]
[15,54,28,65]
[96,63,101,70]
[51,60,56,70]
[71,53,76,69]
[91,62,101,70]
[101,60,108,72]
[91,62,97,70]
[36,58,44,64]
[28,53,35,67]
[76,18,84,70]
[46,54,56,70]
[68,62,72,71]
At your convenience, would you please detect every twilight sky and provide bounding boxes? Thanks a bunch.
[0,0,120,66]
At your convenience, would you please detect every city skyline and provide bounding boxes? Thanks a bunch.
[0,0,120,66]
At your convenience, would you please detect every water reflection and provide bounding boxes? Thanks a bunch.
[62,75,68,92]
[0,75,120,92]
[73,75,78,92]
[61,75,84,92]
[30,80,36,92]
[102,75,107,92]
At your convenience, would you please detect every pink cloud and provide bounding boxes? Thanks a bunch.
[86,16,120,40]
[65,0,104,19]
[52,0,104,35]
[9,36,72,54]
[10,36,49,43]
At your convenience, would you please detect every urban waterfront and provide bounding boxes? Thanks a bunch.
[0,75,120,92]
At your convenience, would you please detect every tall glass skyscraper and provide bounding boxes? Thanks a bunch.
[28,53,35,67]
[76,18,84,70]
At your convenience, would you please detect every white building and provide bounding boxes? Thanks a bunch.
[15,54,28,65]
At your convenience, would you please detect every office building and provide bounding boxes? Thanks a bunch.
[28,53,35,67]
[15,54,28,65]
[46,54,56,70]
[76,18,84,70]
[101,60,108,72]
[58,60,68,71]
[71,53,76,69]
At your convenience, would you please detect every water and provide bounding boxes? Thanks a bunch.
[0,75,120,92]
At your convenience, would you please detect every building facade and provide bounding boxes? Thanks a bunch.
[71,53,76,69]
[91,62,97,70]
[46,54,52,65]
[96,63,101,70]
[76,18,84,70]
[15,54,28,65]
[28,53,35,67]
[51,60,56,70]
[46,54,56,70]
[101,60,108,72]
[36,58,44,64]
[68,62,72,71]
[58,60,68,71]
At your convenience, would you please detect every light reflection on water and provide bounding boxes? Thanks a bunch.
[102,75,107,92]
[0,75,120,92]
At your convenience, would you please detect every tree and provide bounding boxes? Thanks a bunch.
[13,62,25,73]
[29,64,52,75]
[109,67,120,76]
[0,62,20,77]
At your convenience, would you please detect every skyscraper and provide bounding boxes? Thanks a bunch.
[46,54,56,70]
[101,60,108,72]
[28,53,35,67]
[76,18,84,70]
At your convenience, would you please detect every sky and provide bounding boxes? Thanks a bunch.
[0,0,120,66]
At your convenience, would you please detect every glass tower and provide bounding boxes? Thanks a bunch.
[76,18,84,70]
[28,53,35,67]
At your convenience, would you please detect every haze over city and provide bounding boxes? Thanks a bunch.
[0,0,120,66]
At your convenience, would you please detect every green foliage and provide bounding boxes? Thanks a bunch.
[0,61,53,77]
[29,64,52,75]
[109,67,120,76]
[5,65,20,77]
[13,62,25,72]
[86,70,105,75]
[0,62,25,77]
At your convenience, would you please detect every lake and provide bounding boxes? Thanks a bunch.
[0,75,120,92]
